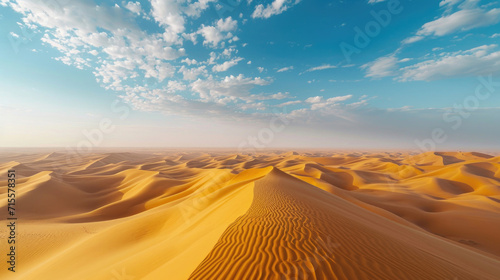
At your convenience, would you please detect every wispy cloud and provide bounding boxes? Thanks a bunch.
[402,1,500,44]
[361,56,398,78]
[212,57,243,72]
[277,66,294,72]
[399,44,500,81]
[301,64,337,74]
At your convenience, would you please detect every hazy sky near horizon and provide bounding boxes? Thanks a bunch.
[1,0,500,151]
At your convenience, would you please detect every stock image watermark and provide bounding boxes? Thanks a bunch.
[179,170,232,224]
[5,169,17,273]
[340,0,404,63]
[415,75,499,152]
[216,0,244,18]
[64,99,131,165]
[238,107,293,153]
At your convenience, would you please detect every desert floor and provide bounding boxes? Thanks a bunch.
[1,150,500,279]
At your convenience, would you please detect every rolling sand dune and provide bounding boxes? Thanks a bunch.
[1,150,500,279]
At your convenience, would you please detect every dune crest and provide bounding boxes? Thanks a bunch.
[189,167,497,279]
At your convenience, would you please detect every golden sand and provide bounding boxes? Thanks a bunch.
[1,150,499,279]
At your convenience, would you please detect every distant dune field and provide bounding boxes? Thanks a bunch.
[1,150,500,279]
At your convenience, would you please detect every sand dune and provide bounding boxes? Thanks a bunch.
[1,150,500,279]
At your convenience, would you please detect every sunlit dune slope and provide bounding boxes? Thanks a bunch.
[189,167,497,280]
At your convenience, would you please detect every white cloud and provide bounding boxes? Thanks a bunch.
[328,95,353,102]
[439,0,462,8]
[125,1,142,15]
[361,55,398,78]
[179,65,208,80]
[368,0,387,3]
[302,64,337,73]
[212,57,243,72]
[246,92,290,101]
[276,100,302,107]
[184,0,217,18]
[417,8,500,37]
[181,58,198,65]
[305,96,323,103]
[149,0,185,34]
[221,47,237,58]
[190,74,271,99]
[167,80,187,92]
[252,0,301,19]
[196,17,238,48]
[281,94,358,123]
[402,36,424,44]
[277,66,294,72]
[6,0,190,90]
[265,92,289,100]
[491,33,500,38]
[439,0,478,10]
[305,95,353,110]
[257,67,265,73]
[238,102,266,111]
[399,44,500,81]
[149,0,216,36]
[363,44,500,81]
[119,87,240,117]
[402,1,500,46]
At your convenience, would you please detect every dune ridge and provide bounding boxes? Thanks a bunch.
[189,167,497,280]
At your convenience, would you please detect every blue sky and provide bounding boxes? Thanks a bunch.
[1,0,500,151]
